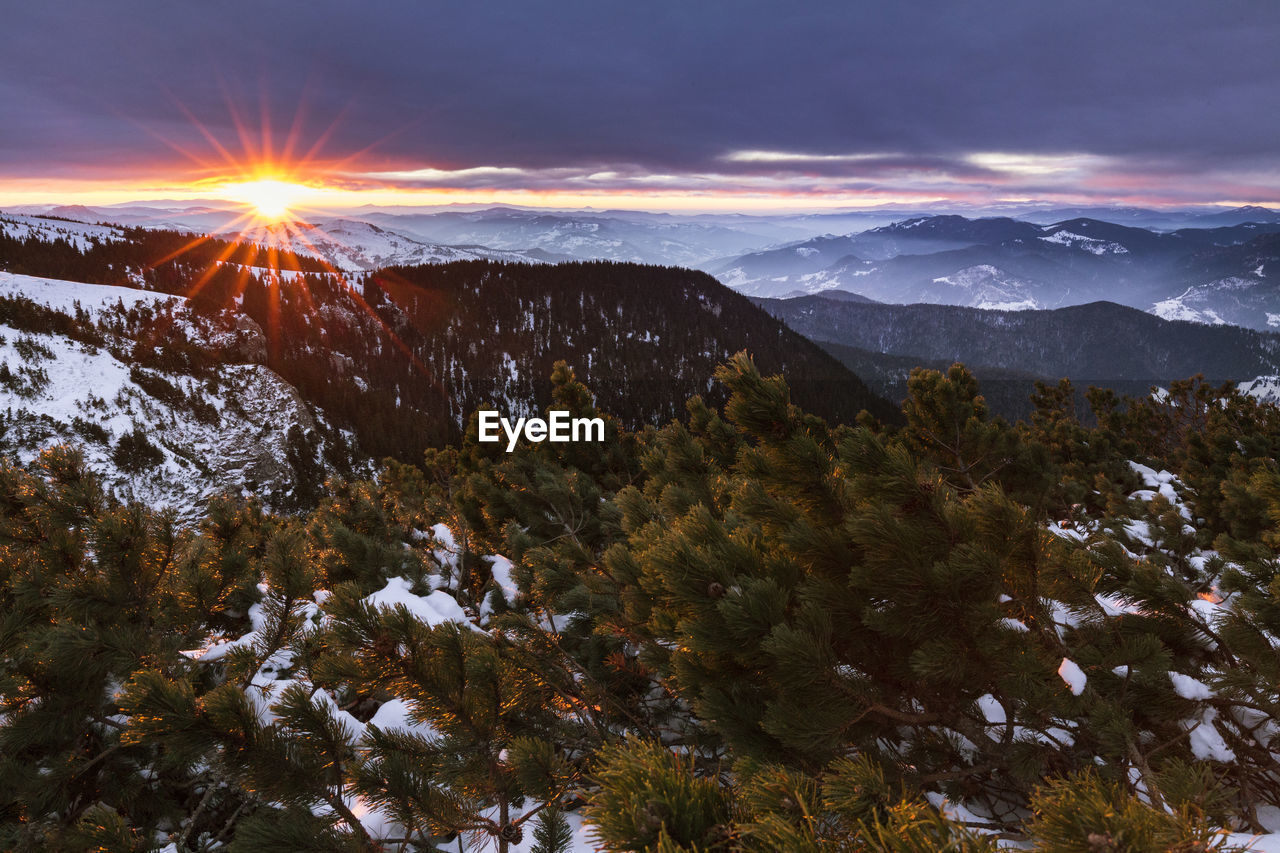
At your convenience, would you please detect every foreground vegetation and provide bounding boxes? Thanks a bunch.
[4,356,1280,851]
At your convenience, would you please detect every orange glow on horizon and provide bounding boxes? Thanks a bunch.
[3,174,1275,216]
[221,178,319,221]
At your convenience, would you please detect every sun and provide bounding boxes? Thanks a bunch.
[227,178,315,221]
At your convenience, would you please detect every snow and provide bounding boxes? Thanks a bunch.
[175,558,604,850]
[1241,376,1280,404]
[977,299,1039,311]
[1095,593,1143,618]
[1150,277,1258,326]
[1226,833,1280,852]
[224,219,539,273]
[0,271,174,314]
[0,271,353,519]
[1169,671,1214,700]
[485,554,519,613]
[928,265,1039,309]
[1057,658,1087,695]
[500,808,598,853]
[976,693,1007,725]
[0,213,129,252]
[1039,230,1129,255]
[365,576,474,628]
[366,698,438,738]
[1128,461,1175,488]
[1187,708,1236,762]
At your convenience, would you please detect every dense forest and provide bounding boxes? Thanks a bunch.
[756,294,1280,420]
[5,354,1280,850]
[755,296,1280,382]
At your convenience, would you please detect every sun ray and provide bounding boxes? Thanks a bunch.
[106,88,454,405]
[227,179,315,220]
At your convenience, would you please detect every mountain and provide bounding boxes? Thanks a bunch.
[0,271,355,518]
[1151,233,1280,329]
[711,215,1159,301]
[20,203,251,232]
[355,207,780,266]
[844,215,1044,260]
[0,213,134,252]
[357,261,897,433]
[755,293,1280,417]
[1240,375,1280,405]
[224,219,542,272]
[0,217,897,495]
[1012,205,1188,229]
[705,234,865,291]
[714,214,1280,311]
[1188,204,1280,227]
[3,204,793,270]
[757,295,1280,380]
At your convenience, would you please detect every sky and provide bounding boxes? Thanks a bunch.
[3,0,1279,212]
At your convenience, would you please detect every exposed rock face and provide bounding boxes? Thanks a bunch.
[231,314,268,363]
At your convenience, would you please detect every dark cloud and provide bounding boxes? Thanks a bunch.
[2,0,1278,202]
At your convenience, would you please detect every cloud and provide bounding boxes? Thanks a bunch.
[723,151,898,164]
[331,151,1280,208]
[0,1,1278,208]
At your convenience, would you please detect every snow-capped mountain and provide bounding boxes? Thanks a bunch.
[223,219,542,272]
[705,234,865,293]
[355,208,779,266]
[711,214,1280,313]
[923,264,1040,310]
[1151,233,1280,330]
[0,271,357,519]
[1240,375,1280,404]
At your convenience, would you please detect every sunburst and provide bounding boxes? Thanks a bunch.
[224,178,318,222]
[125,94,439,392]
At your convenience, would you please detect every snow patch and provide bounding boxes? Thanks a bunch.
[1058,658,1087,695]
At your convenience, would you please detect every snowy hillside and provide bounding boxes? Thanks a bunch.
[224,219,542,272]
[0,271,357,518]
[1152,274,1278,329]
[1240,375,1280,404]
[926,264,1040,310]
[0,212,131,250]
[0,211,540,278]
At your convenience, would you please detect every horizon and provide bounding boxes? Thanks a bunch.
[6,197,1276,221]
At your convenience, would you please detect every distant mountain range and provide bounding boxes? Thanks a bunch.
[714,214,1280,330]
[226,219,544,271]
[11,202,1279,295]
[756,292,1280,417]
